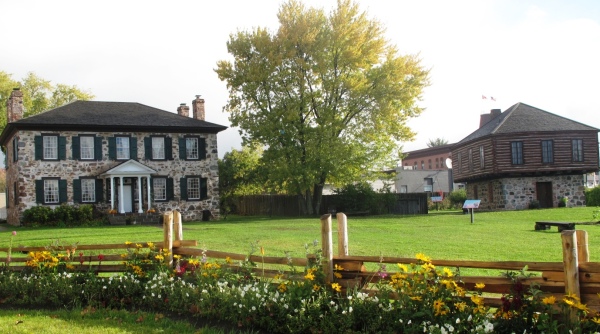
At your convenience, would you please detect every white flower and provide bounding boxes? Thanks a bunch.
[456,318,460,324]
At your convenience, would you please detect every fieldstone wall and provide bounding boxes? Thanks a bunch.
[5,130,221,225]
[467,175,586,210]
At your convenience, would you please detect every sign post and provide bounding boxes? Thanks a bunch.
[462,200,481,224]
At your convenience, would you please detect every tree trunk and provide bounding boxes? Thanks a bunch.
[312,183,324,215]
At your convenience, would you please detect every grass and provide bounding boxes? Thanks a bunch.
[3,207,599,263]
[0,307,255,334]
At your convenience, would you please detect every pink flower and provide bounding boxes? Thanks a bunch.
[11,231,16,236]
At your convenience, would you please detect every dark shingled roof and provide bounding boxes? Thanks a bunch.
[458,102,599,144]
[0,100,227,144]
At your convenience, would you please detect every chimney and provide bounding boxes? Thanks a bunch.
[7,88,24,122]
[479,109,502,128]
[177,103,189,117]
[192,95,205,121]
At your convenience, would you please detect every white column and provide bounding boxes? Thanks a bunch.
[146,176,152,212]
[119,176,125,214]
[110,176,115,210]
[137,176,143,213]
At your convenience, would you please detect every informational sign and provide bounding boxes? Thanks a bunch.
[431,196,443,203]
[463,200,481,209]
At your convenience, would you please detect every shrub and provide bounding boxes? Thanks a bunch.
[22,204,98,227]
[333,182,378,214]
[447,189,467,209]
[586,186,600,206]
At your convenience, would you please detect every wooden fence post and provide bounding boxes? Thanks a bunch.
[173,210,183,242]
[163,211,174,268]
[337,212,348,257]
[561,230,580,322]
[576,230,589,264]
[321,214,334,284]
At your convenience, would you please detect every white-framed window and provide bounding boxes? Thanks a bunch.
[43,135,58,160]
[116,136,130,160]
[81,179,95,202]
[153,178,167,201]
[186,137,199,160]
[44,179,59,204]
[80,136,95,160]
[187,177,201,200]
[152,137,165,160]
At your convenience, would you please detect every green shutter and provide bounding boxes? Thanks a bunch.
[166,177,174,200]
[34,136,43,160]
[72,136,80,160]
[180,177,188,200]
[165,137,173,160]
[35,180,44,203]
[130,137,138,160]
[179,137,186,160]
[58,136,67,160]
[95,179,104,202]
[200,178,208,200]
[108,137,116,160]
[94,137,103,160]
[144,137,152,160]
[59,180,67,203]
[73,179,81,203]
[199,138,206,160]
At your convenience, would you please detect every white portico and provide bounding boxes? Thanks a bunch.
[100,160,157,214]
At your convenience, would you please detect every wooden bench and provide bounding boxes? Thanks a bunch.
[535,221,575,232]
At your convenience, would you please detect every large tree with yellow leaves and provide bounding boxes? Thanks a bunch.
[216,0,429,214]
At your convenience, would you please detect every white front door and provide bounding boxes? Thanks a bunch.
[122,185,133,213]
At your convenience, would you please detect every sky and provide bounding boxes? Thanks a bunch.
[1,0,599,159]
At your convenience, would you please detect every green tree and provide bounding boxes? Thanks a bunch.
[0,71,94,133]
[216,0,429,214]
[218,144,272,214]
[426,137,449,147]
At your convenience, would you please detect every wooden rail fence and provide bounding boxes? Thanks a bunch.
[1,211,599,313]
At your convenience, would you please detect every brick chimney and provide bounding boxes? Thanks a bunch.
[479,108,502,128]
[7,88,24,122]
[177,103,189,117]
[192,95,205,121]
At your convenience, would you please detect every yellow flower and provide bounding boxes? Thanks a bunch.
[278,283,287,293]
[260,246,265,256]
[433,299,447,316]
[410,296,422,301]
[274,273,283,280]
[313,284,320,292]
[542,295,556,305]
[334,272,342,279]
[146,242,155,249]
[173,254,182,260]
[331,283,342,292]
[415,253,431,263]
[454,302,467,312]
[592,317,600,324]
[475,282,485,289]
[334,264,344,271]
[136,243,143,249]
[471,295,484,306]
[155,255,164,261]
[397,263,408,272]
[305,272,315,281]
[225,256,232,264]
[125,241,132,246]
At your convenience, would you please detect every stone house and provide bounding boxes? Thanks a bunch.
[0,88,227,225]
[451,103,599,210]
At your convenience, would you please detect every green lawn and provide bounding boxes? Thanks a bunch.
[2,207,599,263]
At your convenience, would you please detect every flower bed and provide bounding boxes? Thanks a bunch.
[2,237,600,334]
